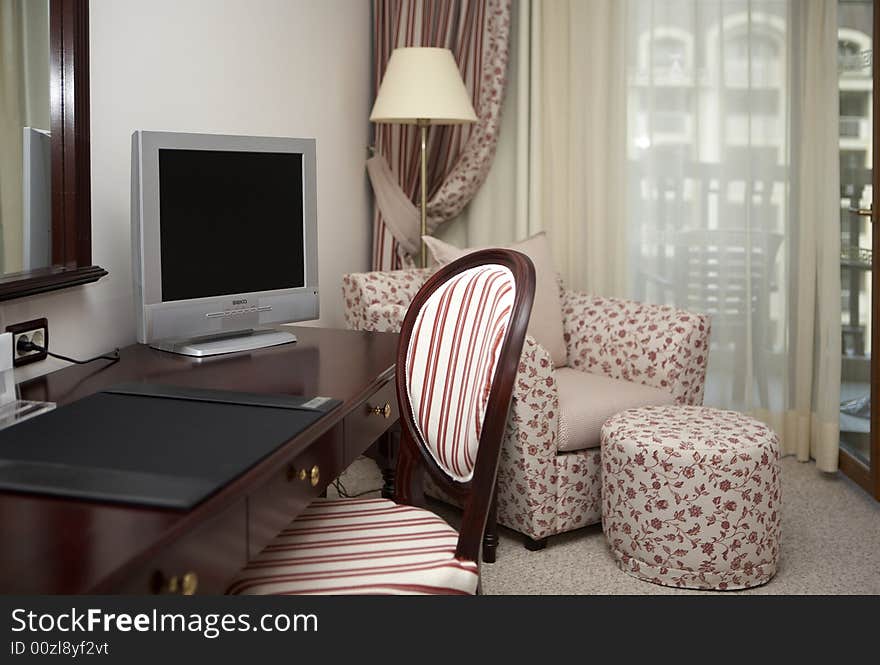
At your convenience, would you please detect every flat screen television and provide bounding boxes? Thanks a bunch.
[131,131,318,356]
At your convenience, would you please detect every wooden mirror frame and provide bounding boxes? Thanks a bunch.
[0,0,106,302]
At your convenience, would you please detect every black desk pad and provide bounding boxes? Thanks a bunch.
[0,384,340,509]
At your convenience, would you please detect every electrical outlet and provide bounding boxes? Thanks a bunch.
[5,318,49,367]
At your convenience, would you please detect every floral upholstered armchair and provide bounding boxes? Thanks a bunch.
[343,268,711,554]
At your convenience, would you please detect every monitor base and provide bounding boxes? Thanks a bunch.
[150,329,297,357]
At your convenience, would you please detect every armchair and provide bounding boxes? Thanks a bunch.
[343,269,710,553]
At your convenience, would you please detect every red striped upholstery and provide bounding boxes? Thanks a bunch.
[405,265,515,482]
[228,257,526,596]
[227,498,479,595]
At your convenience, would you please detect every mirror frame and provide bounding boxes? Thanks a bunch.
[0,0,106,301]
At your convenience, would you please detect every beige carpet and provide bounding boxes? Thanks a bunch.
[334,456,880,595]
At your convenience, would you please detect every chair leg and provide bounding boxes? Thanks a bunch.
[375,427,399,500]
[380,468,395,500]
[482,492,499,563]
[523,536,547,551]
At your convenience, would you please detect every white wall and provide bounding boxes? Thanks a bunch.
[0,0,372,380]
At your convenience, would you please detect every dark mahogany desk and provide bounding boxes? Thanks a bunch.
[2,326,400,594]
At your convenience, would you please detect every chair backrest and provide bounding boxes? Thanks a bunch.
[394,249,535,562]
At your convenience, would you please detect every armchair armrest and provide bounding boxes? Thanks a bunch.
[562,291,710,405]
[494,335,561,539]
[355,303,409,333]
[507,335,559,460]
[342,268,431,332]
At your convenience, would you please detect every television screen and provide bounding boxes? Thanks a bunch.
[158,149,305,302]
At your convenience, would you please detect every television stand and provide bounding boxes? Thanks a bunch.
[150,328,297,357]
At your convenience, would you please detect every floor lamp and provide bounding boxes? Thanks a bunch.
[370,47,477,268]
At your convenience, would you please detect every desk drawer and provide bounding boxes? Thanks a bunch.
[344,379,399,463]
[247,427,343,559]
[117,501,247,595]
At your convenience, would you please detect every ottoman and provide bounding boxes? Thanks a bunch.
[601,405,780,590]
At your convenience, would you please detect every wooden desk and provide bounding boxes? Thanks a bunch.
[1,327,399,594]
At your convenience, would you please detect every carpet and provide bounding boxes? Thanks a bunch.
[333,455,880,594]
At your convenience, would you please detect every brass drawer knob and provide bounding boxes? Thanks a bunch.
[288,465,318,485]
[370,402,392,419]
[287,465,308,482]
[181,571,199,596]
[160,571,198,595]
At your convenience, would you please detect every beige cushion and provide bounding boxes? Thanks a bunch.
[555,368,677,452]
[423,232,567,367]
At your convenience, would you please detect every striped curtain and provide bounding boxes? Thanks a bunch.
[370,0,512,270]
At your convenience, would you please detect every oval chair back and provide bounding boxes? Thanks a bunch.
[394,249,535,563]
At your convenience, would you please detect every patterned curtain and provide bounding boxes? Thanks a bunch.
[370,0,512,270]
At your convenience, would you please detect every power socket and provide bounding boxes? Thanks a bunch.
[6,318,49,367]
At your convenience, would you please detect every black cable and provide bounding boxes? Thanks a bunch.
[348,486,384,498]
[18,339,120,367]
[333,477,349,497]
[47,348,121,366]
[332,477,382,499]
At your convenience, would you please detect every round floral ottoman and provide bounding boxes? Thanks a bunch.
[601,405,780,590]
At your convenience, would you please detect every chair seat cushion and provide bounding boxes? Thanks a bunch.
[227,497,479,595]
[555,368,676,452]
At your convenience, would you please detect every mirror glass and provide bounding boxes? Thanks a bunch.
[0,0,51,278]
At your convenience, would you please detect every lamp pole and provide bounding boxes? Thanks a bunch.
[418,119,428,268]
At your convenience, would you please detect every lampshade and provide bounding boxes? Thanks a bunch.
[370,47,477,125]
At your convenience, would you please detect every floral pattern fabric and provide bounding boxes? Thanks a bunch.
[342,268,432,332]
[562,292,710,406]
[342,270,711,542]
[601,405,780,590]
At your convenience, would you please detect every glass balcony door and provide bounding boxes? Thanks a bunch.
[839,0,880,498]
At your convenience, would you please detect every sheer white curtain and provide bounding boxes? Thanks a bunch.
[441,0,628,296]
[446,0,841,469]
[626,0,841,469]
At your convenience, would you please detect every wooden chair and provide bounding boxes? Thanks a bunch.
[228,249,535,594]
